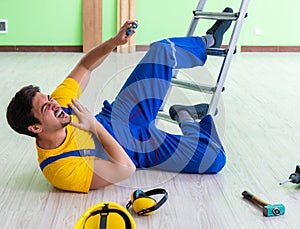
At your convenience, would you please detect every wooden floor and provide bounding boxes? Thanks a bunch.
[1,51,300,229]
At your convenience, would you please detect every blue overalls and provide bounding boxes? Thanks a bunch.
[95,37,226,174]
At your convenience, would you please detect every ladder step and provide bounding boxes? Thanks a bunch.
[206,47,237,57]
[171,78,216,94]
[193,11,240,20]
[206,48,227,57]
[157,111,177,124]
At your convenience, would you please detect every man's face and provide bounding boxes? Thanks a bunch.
[31,92,71,133]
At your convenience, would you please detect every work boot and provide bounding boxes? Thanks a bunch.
[169,103,213,121]
[206,7,234,48]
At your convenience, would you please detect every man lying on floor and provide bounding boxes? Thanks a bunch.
[6,8,233,193]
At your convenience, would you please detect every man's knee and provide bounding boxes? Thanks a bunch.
[141,40,175,67]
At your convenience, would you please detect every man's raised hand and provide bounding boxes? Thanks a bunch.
[68,99,96,134]
[112,19,138,46]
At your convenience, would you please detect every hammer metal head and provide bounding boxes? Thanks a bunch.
[263,204,285,217]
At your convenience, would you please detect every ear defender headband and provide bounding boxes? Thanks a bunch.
[126,188,168,216]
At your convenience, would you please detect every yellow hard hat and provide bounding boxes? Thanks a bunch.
[74,202,136,229]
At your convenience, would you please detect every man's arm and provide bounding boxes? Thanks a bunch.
[69,99,136,189]
[67,20,138,92]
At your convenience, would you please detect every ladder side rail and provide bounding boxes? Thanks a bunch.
[187,0,207,36]
[208,0,250,115]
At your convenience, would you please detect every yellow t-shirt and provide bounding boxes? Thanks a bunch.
[36,78,95,193]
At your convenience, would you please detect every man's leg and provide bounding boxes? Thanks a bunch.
[106,36,208,126]
[108,3,233,125]
[94,36,208,167]
[95,11,232,172]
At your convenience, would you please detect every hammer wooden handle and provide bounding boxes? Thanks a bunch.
[242,190,269,207]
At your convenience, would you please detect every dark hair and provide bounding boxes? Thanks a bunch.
[6,85,41,138]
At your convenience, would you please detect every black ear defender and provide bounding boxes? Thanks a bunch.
[126,188,168,216]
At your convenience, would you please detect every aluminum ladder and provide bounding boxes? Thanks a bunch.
[157,0,250,123]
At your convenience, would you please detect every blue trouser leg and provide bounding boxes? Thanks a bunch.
[102,36,207,124]
[95,36,226,174]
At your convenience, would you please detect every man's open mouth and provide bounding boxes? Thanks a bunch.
[54,108,65,118]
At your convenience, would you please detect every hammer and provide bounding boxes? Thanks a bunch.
[242,190,285,217]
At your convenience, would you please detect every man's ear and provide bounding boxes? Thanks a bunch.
[28,124,42,134]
